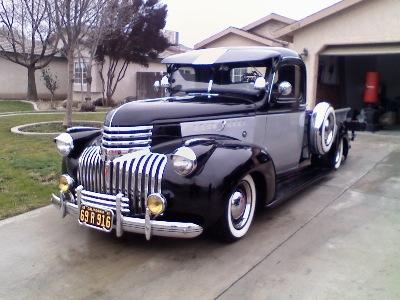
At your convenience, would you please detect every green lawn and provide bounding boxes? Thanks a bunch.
[0,100,35,113]
[0,107,107,219]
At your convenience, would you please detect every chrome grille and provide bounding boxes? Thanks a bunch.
[80,189,130,214]
[101,125,153,161]
[78,146,167,216]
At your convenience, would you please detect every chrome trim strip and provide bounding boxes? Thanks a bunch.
[103,125,153,132]
[102,132,152,139]
[102,139,152,147]
[107,105,124,126]
[51,193,203,239]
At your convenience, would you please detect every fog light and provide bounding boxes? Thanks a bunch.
[147,193,166,215]
[59,175,74,193]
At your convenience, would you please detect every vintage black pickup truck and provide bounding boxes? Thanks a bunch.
[52,46,354,242]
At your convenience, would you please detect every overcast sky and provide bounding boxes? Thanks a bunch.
[161,0,342,48]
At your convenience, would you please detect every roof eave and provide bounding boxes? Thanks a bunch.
[273,0,365,38]
[242,13,295,32]
[194,27,287,50]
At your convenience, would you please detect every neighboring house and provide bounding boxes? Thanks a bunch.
[0,30,188,102]
[195,0,400,116]
[0,38,68,100]
[73,42,189,103]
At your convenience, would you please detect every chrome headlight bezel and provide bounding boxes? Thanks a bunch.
[171,146,197,176]
[147,193,167,216]
[55,133,74,157]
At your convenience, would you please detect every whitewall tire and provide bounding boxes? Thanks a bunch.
[310,102,337,155]
[215,174,256,242]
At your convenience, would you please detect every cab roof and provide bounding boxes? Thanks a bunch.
[161,47,300,65]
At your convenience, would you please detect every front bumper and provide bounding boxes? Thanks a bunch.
[51,188,203,240]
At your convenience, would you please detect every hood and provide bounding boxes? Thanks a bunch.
[104,95,256,127]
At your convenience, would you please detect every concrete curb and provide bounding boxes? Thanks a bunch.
[11,121,103,136]
[20,100,40,111]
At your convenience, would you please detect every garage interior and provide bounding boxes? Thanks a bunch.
[316,44,400,131]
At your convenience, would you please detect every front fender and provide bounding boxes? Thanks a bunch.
[160,139,276,227]
[59,127,102,176]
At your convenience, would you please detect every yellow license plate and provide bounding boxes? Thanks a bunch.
[79,204,113,232]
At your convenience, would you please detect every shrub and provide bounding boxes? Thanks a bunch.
[80,98,96,112]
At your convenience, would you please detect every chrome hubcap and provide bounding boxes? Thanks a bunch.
[229,181,252,230]
[230,191,246,220]
[324,114,334,146]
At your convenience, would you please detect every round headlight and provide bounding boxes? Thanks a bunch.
[147,193,167,215]
[55,133,74,156]
[171,147,197,176]
[59,174,74,193]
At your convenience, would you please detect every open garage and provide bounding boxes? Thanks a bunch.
[317,44,400,129]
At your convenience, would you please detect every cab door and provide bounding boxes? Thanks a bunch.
[263,61,307,174]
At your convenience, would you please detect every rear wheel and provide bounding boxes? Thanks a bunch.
[214,174,256,243]
[312,136,345,170]
[333,137,344,169]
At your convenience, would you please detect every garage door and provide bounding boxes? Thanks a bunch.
[320,43,400,56]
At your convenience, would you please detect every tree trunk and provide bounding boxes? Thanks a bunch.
[27,65,38,101]
[85,59,93,101]
[50,92,55,109]
[63,50,74,127]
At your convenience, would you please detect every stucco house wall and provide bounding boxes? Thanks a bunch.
[0,56,68,100]
[72,57,167,103]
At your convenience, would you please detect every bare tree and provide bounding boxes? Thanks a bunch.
[48,0,107,126]
[0,0,59,100]
[41,66,59,109]
[75,0,120,103]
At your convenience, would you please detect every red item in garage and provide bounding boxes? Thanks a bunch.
[363,72,380,103]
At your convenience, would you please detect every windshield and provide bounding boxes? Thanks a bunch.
[169,61,271,98]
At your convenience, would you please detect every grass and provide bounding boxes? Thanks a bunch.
[0,100,35,113]
[0,108,107,220]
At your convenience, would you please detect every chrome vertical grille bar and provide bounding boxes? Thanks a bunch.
[77,145,167,217]
[88,147,98,191]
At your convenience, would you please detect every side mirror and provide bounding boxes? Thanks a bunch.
[254,77,267,90]
[160,75,170,88]
[278,81,292,96]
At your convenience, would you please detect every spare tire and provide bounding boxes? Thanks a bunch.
[309,102,337,155]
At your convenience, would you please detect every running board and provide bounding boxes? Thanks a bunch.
[266,166,330,208]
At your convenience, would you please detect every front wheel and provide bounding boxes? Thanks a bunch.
[214,174,256,243]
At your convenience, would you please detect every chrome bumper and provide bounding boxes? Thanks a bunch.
[51,191,203,240]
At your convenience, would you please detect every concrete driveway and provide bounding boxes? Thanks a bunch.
[1,132,399,300]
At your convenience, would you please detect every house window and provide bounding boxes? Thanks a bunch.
[74,61,87,84]
[231,67,247,83]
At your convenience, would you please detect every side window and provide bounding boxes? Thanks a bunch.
[273,64,304,101]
